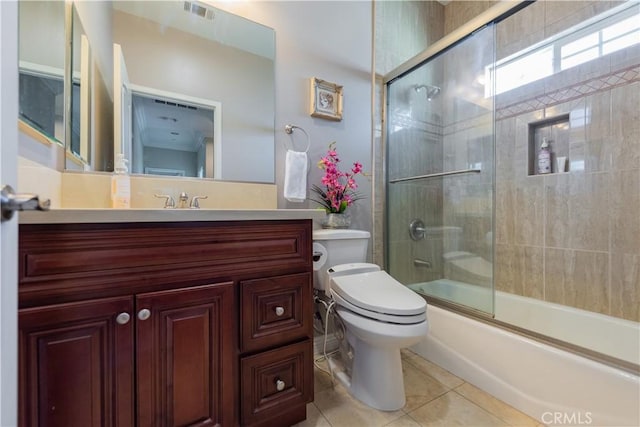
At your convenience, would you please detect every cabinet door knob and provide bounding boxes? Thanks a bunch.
[116,312,131,325]
[274,306,285,316]
[275,379,285,391]
[138,309,151,321]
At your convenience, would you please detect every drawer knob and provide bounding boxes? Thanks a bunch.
[275,379,285,391]
[274,306,285,316]
[138,309,151,321]
[116,312,130,325]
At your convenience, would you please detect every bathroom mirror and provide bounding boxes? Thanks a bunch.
[18,1,66,147]
[110,1,275,182]
[20,0,276,183]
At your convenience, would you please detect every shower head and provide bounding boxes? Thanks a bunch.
[414,84,441,101]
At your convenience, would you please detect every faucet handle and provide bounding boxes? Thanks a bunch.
[154,194,175,209]
[190,195,208,209]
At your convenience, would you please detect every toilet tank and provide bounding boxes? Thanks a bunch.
[312,229,370,292]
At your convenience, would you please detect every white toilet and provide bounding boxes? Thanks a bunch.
[313,229,428,411]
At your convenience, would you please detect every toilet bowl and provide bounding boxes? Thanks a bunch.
[336,306,428,410]
[313,230,428,411]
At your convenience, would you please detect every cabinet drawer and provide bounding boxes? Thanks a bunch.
[240,339,313,426]
[19,221,312,307]
[240,273,312,352]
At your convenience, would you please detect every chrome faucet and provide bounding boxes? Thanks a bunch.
[190,195,208,209]
[177,192,189,209]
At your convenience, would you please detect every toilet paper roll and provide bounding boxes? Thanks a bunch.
[312,242,328,271]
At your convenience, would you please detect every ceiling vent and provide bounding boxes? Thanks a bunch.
[183,1,215,20]
[154,99,198,110]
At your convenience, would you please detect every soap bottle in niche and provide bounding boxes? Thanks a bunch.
[537,137,551,174]
[111,153,131,208]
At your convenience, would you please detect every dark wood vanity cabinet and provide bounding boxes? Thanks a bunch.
[18,220,314,427]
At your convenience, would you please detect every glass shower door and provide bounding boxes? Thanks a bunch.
[386,24,495,315]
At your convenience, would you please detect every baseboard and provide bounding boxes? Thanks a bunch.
[313,333,340,356]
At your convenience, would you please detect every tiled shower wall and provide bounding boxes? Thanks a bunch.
[494,1,640,322]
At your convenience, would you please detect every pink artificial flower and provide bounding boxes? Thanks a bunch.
[311,142,365,214]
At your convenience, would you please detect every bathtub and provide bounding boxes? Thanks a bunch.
[410,282,640,426]
[412,279,640,365]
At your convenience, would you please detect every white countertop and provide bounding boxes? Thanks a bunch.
[19,208,326,224]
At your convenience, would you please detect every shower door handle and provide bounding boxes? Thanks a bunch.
[390,168,481,183]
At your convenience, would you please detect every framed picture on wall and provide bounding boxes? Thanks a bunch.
[309,77,343,121]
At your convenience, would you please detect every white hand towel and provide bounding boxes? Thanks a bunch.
[284,150,308,203]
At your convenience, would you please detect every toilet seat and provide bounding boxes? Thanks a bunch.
[331,290,426,324]
[330,270,427,324]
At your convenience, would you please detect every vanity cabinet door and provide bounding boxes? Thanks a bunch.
[19,296,134,427]
[136,282,235,427]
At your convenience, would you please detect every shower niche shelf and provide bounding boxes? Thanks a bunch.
[528,114,570,176]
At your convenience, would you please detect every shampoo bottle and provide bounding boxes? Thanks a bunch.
[111,153,131,208]
[537,137,551,174]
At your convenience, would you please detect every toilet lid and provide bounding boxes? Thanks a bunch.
[330,270,426,316]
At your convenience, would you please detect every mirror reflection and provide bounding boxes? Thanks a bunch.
[130,92,216,178]
[70,5,92,168]
[19,0,276,183]
[18,1,66,146]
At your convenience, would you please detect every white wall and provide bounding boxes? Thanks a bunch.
[214,1,374,233]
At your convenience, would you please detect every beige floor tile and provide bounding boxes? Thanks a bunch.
[313,382,405,427]
[408,391,509,427]
[384,414,423,426]
[293,403,332,427]
[401,349,465,390]
[402,359,449,412]
[454,383,540,427]
[314,363,336,393]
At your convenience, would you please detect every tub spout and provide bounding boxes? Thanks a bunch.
[413,259,432,268]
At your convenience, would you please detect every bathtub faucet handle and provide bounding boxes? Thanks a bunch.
[409,219,426,240]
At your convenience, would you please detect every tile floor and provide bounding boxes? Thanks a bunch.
[295,349,544,427]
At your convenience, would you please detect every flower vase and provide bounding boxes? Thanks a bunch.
[321,212,351,229]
